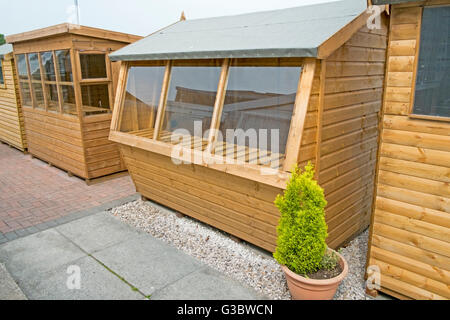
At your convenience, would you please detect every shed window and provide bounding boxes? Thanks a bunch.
[80,54,107,79]
[28,53,44,109]
[217,65,301,165]
[120,66,165,133]
[0,59,4,86]
[413,6,450,118]
[81,84,110,115]
[159,63,222,147]
[41,51,56,82]
[56,50,73,83]
[61,85,76,115]
[41,51,59,112]
[115,59,307,172]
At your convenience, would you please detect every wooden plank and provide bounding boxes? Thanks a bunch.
[283,58,316,171]
[380,143,450,168]
[153,61,172,140]
[371,234,450,271]
[379,157,450,184]
[372,258,450,298]
[377,183,450,214]
[370,245,450,285]
[206,59,230,154]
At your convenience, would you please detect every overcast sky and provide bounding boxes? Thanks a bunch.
[1,0,338,37]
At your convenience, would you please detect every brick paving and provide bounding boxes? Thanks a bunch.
[0,143,136,237]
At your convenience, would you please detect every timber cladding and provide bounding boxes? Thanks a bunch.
[0,53,27,151]
[112,13,390,253]
[366,1,450,300]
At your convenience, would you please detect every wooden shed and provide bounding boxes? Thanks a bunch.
[6,24,142,182]
[108,0,389,252]
[0,44,27,151]
[366,0,450,300]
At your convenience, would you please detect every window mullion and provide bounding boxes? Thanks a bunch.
[153,60,172,140]
[206,58,230,155]
[25,54,36,109]
[283,58,316,172]
[38,53,49,112]
[53,51,64,114]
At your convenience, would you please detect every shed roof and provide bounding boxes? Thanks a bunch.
[6,23,142,44]
[109,0,369,62]
[0,43,13,59]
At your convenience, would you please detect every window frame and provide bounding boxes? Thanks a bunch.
[110,58,316,188]
[409,4,450,122]
[15,49,77,117]
[76,50,114,117]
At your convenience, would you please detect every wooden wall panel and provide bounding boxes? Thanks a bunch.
[23,108,86,178]
[320,13,389,249]
[82,114,126,179]
[0,55,26,151]
[367,2,450,300]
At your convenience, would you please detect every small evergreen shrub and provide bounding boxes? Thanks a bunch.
[273,162,328,275]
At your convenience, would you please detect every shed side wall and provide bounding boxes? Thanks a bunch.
[321,13,389,249]
[0,55,26,151]
[367,2,450,300]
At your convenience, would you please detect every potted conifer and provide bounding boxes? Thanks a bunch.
[274,163,348,300]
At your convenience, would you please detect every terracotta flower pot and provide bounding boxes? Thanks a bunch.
[281,250,348,300]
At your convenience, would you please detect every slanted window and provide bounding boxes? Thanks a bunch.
[115,58,308,173]
[120,65,165,133]
[0,59,4,87]
[158,61,222,148]
[412,6,450,119]
[216,63,301,168]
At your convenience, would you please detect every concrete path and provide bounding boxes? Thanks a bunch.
[0,211,263,300]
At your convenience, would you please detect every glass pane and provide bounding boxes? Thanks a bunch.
[80,54,107,79]
[81,84,110,115]
[217,64,301,168]
[19,81,32,106]
[41,51,56,82]
[56,50,73,82]
[413,6,450,118]
[31,83,45,109]
[28,53,41,81]
[16,54,29,80]
[0,61,4,85]
[120,66,165,133]
[45,84,59,113]
[160,64,221,147]
[61,85,76,115]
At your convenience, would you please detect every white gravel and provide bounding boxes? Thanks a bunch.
[109,199,370,300]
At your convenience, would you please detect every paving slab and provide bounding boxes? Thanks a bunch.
[0,229,86,280]
[92,234,203,296]
[0,209,264,300]
[56,212,142,253]
[0,263,27,300]
[151,267,263,300]
[16,256,143,300]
